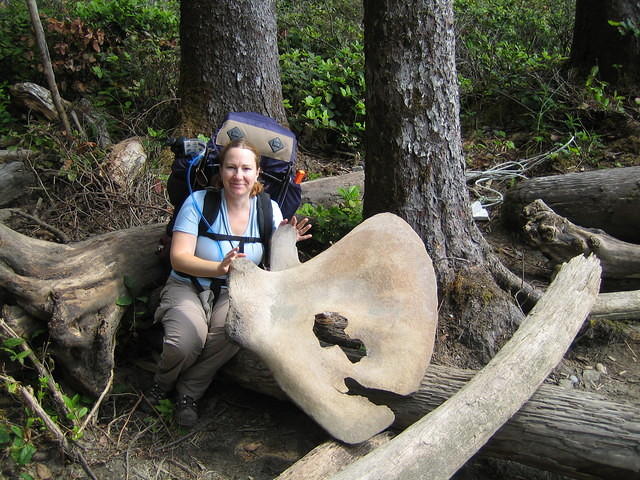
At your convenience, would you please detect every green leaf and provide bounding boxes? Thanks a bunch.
[116,295,133,307]
[0,426,11,444]
[12,442,36,465]
[15,350,30,365]
[2,338,25,348]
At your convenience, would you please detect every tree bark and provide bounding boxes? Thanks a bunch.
[363,0,524,364]
[520,199,640,289]
[178,0,287,135]
[568,0,640,87]
[503,166,640,244]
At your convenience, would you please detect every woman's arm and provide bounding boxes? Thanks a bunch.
[170,231,245,277]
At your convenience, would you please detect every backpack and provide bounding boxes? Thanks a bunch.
[158,112,301,269]
[214,112,301,219]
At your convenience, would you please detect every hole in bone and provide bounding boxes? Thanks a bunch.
[313,312,366,363]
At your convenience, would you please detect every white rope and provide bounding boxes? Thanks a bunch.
[465,136,576,209]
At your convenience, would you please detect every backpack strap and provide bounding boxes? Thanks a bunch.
[196,190,272,263]
[256,192,273,268]
[198,188,222,237]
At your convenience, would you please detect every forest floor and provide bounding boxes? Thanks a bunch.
[1,122,640,479]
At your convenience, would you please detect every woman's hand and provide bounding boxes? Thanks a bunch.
[171,232,246,277]
[280,216,312,242]
[219,247,246,274]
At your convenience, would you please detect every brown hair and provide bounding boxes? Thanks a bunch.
[209,139,264,196]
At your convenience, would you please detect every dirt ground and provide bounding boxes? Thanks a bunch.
[2,147,640,480]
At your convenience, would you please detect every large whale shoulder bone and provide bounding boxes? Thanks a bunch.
[227,213,438,444]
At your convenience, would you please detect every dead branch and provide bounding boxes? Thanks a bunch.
[0,317,76,427]
[0,375,97,480]
[24,0,72,134]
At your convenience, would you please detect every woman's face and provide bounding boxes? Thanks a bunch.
[221,147,260,198]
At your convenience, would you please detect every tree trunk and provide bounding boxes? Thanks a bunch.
[503,166,640,244]
[178,0,287,135]
[0,222,166,395]
[363,0,524,364]
[568,0,640,87]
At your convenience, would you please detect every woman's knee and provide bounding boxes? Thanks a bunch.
[161,309,207,354]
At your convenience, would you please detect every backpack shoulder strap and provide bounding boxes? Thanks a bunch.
[199,188,222,236]
[256,192,273,268]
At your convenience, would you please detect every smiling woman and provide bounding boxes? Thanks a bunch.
[144,139,312,428]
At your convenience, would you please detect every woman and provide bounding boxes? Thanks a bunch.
[146,139,312,427]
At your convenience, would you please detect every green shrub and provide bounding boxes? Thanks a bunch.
[454,0,575,133]
[281,42,365,151]
[71,0,178,38]
[0,1,46,86]
[68,0,180,129]
[296,185,362,249]
[0,0,179,139]
[277,0,362,56]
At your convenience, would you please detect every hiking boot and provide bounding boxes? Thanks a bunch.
[176,395,198,428]
[141,383,168,413]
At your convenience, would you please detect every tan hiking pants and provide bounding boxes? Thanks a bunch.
[153,276,239,400]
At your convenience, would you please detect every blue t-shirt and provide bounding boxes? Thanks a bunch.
[170,189,283,288]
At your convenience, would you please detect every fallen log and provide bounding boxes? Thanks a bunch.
[0,149,36,162]
[520,199,640,286]
[9,82,72,123]
[226,257,638,479]
[0,221,166,395]
[300,171,364,206]
[275,433,394,480]
[591,289,640,321]
[502,166,640,243]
